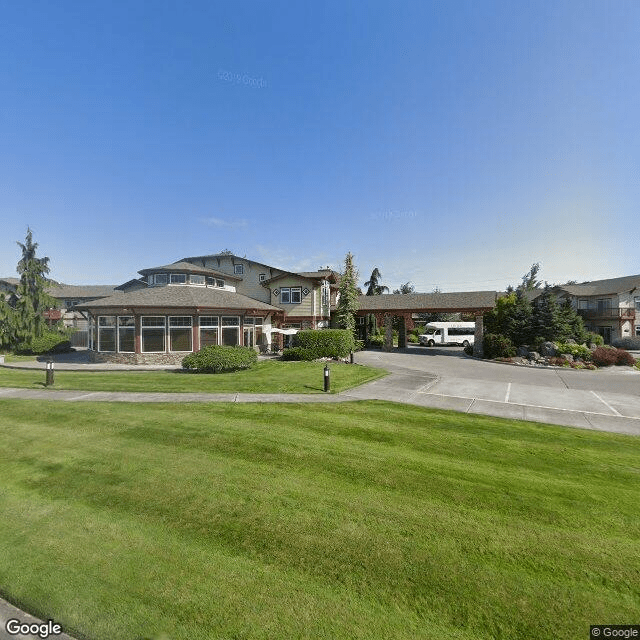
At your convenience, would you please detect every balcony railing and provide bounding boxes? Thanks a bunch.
[577,307,636,320]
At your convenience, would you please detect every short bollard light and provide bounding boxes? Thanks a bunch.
[350,350,354,364]
[45,360,55,386]
[323,364,330,392]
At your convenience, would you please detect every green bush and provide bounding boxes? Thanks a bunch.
[555,342,592,361]
[368,334,385,347]
[293,329,355,359]
[281,347,316,361]
[407,334,419,343]
[182,345,257,373]
[16,331,72,355]
[586,332,605,346]
[483,333,516,359]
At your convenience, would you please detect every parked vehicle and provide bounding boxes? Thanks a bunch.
[418,322,475,347]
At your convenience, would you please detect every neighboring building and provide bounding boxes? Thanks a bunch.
[548,274,640,344]
[46,284,120,331]
[0,277,20,305]
[75,253,339,363]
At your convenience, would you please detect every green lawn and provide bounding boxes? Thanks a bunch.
[0,360,386,394]
[0,400,638,640]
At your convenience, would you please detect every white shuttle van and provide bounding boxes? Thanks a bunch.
[418,322,475,347]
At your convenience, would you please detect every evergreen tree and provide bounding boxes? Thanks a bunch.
[336,252,360,334]
[364,268,388,295]
[531,287,568,342]
[14,228,54,344]
[0,295,17,350]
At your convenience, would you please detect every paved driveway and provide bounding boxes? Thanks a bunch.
[350,346,640,436]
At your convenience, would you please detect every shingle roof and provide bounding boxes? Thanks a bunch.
[0,277,20,286]
[552,274,640,297]
[262,269,338,285]
[75,286,280,312]
[137,261,242,281]
[356,291,498,312]
[47,284,120,299]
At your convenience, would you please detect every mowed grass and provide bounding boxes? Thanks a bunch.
[0,360,386,394]
[0,400,639,640]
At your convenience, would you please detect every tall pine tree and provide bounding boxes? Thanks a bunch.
[14,228,54,344]
[336,252,360,335]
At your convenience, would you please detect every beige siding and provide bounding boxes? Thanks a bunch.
[272,276,314,317]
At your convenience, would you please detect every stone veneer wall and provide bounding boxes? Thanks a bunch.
[90,351,187,366]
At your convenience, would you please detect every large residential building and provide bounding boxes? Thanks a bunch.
[548,274,640,344]
[72,253,339,363]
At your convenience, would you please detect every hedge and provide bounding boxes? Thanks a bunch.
[284,329,355,361]
[16,331,72,355]
[182,345,258,373]
[591,346,635,367]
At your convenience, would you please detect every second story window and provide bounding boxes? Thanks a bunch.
[170,274,187,284]
[259,273,266,282]
[281,287,301,304]
[234,264,244,275]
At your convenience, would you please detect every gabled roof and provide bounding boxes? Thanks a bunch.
[356,291,498,313]
[181,253,279,273]
[75,286,280,312]
[0,277,20,287]
[137,261,242,281]
[262,269,338,285]
[551,274,640,297]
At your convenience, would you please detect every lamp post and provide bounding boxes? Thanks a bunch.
[323,364,330,392]
[45,360,55,387]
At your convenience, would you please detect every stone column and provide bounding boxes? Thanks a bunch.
[397,314,407,349]
[383,314,393,352]
[473,314,484,358]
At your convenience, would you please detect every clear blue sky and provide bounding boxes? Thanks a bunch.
[2,1,638,292]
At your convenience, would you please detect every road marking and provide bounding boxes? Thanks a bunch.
[591,391,622,416]
[504,382,512,404]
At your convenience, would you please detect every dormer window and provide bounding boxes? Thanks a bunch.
[170,273,187,284]
[190,275,205,285]
[234,264,244,275]
[154,273,168,285]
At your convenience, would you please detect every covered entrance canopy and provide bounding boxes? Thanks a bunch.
[355,290,499,357]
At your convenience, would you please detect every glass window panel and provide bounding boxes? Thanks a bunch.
[154,273,168,284]
[200,328,218,347]
[199,316,218,327]
[234,264,244,274]
[169,316,192,327]
[221,316,239,326]
[142,329,165,352]
[190,275,205,285]
[281,288,290,303]
[291,288,301,303]
[243,317,254,325]
[99,316,116,326]
[98,327,116,352]
[221,327,239,346]
[119,328,135,352]
[118,316,135,327]
[206,277,215,286]
[254,317,263,325]
[170,273,187,284]
[216,279,225,287]
[170,328,192,351]
[142,316,166,327]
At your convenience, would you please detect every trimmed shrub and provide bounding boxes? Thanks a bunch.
[591,346,619,367]
[612,337,640,350]
[16,331,72,355]
[407,334,419,343]
[463,343,474,356]
[293,329,355,359]
[182,345,257,373]
[483,333,516,359]
[281,347,316,361]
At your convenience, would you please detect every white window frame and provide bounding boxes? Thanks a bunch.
[290,287,302,304]
[281,287,291,304]
[170,273,187,285]
[169,316,193,352]
[221,316,240,346]
[97,316,116,352]
[190,275,205,286]
[234,264,244,275]
[259,273,266,282]
[153,273,168,285]
[199,316,219,347]
[141,316,166,353]
[117,316,136,353]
